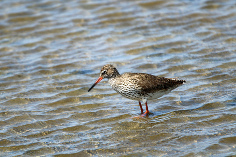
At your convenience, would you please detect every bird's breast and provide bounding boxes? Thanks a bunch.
[108,78,143,100]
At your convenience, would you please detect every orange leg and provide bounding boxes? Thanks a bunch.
[139,101,143,114]
[141,102,149,117]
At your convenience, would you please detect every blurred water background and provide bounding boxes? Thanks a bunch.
[0,0,236,156]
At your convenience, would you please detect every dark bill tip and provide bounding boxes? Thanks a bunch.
[88,83,96,92]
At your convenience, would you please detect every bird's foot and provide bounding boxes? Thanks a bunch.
[141,111,149,117]
[132,111,149,119]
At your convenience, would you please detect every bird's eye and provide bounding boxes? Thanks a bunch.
[101,70,107,75]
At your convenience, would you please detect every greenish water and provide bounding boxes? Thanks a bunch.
[0,0,235,156]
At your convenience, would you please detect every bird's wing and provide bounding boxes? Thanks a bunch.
[123,73,185,92]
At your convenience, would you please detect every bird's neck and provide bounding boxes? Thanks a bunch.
[107,69,120,85]
[108,74,120,86]
[110,69,120,78]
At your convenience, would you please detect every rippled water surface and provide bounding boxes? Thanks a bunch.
[0,0,236,156]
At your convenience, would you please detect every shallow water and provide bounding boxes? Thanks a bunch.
[0,0,236,156]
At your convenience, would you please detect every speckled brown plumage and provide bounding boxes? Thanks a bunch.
[88,64,186,117]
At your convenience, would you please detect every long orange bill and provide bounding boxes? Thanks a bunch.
[88,77,103,92]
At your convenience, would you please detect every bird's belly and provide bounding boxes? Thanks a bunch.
[145,89,171,100]
[112,87,173,102]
